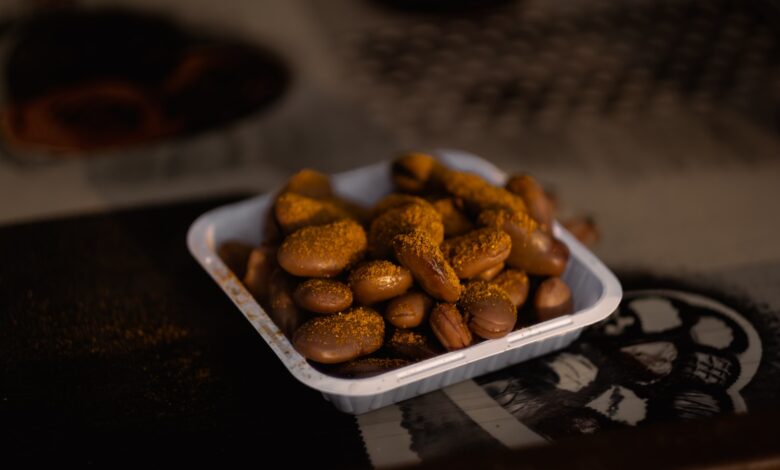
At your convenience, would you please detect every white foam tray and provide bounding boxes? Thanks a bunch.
[187,149,622,414]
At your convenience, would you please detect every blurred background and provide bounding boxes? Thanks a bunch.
[0,0,779,273]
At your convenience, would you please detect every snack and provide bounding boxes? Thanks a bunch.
[219,154,578,377]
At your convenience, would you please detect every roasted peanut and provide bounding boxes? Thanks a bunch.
[429,303,473,351]
[330,357,412,378]
[282,168,333,199]
[391,152,438,193]
[439,170,527,215]
[505,173,555,234]
[562,215,600,248]
[293,278,353,314]
[442,228,512,279]
[491,269,530,308]
[534,277,573,322]
[369,202,444,258]
[274,192,351,234]
[371,194,432,219]
[385,327,441,360]
[243,245,277,303]
[385,290,434,328]
[459,281,516,339]
[348,260,413,305]
[292,306,385,364]
[475,262,505,281]
[432,198,474,237]
[277,219,366,277]
[479,209,568,276]
[266,268,306,338]
[392,230,462,302]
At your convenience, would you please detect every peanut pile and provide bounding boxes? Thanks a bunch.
[219,152,589,378]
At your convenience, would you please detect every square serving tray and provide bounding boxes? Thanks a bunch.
[187,149,622,414]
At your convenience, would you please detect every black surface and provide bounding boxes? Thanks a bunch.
[0,195,369,467]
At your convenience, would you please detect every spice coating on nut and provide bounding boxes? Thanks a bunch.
[278,219,367,277]
[292,306,385,364]
[392,230,461,302]
[349,260,413,305]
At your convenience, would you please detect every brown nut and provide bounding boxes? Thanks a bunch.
[440,170,526,215]
[369,203,444,258]
[459,281,517,340]
[491,269,529,308]
[385,291,434,328]
[243,246,278,303]
[282,168,333,199]
[274,192,351,234]
[293,278,353,314]
[371,193,432,219]
[534,277,573,322]
[442,228,512,279]
[505,173,555,234]
[277,219,367,277]
[479,209,568,276]
[266,268,306,338]
[391,152,438,193]
[429,303,473,351]
[218,240,254,279]
[475,262,505,281]
[392,230,462,302]
[348,260,413,305]
[292,306,385,364]
[386,328,441,360]
[432,198,474,237]
[562,215,600,248]
[330,357,412,378]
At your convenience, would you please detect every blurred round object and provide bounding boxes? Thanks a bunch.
[1,80,173,153]
[1,6,289,155]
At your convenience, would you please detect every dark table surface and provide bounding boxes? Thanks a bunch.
[2,194,780,468]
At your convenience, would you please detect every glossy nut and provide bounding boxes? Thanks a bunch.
[331,357,412,378]
[475,262,504,281]
[266,268,306,338]
[218,240,254,279]
[385,291,434,328]
[282,168,333,199]
[459,281,516,340]
[534,277,573,322]
[386,328,441,360]
[243,246,278,303]
[391,152,438,193]
[440,170,526,215]
[348,260,413,305]
[371,193,432,219]
[491,269,529,308]
[479,209,568,276]
[429,303,473,351]
[277,219,367,278]
[293,278,353,314]
[369,203,444,258]
[505,173,555,234]
[442,228,512,279]
[562,216,600,248]
[274,192,351,234]
[392,230,462,302]
[432,198,473,237]
[292,306,385,364]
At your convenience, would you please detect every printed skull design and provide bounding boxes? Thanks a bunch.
[477,290,762,439]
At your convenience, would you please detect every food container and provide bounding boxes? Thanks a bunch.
[187,149,623,414]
